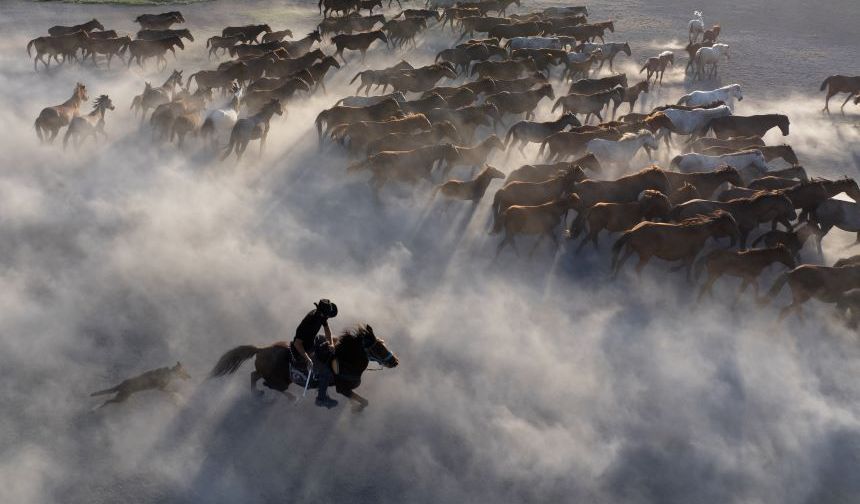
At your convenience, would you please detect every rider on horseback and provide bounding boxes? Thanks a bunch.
[293,299,339,408]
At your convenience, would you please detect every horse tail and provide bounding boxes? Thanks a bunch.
[206,37,213,48]
[610,231,631,271]
[90,385,119,396]
[676,94,689,105]
[349,70,365,85]
[759,270,790,306]
[820,76,833,91]
[26,38,36,57]
[669,154,683,170]
[639,63,647,74]
[186,72,198,91]
[209,345,260,377]
[34,117,43,142]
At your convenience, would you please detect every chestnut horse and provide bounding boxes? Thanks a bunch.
[210,325,398,411]
[34,82,88,143]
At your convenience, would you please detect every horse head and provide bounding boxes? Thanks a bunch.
[358,325,399,368]
[482,165,506,180]
[708,210,740,246]
[172,362,192,380]
[74,82,88,102]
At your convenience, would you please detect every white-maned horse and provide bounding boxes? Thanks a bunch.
[586,130,658,169]
[694,43,730,80]
[201,83,242,148]
[671,150,769,183]
[688,11,704,43]
[677,84,743,109]
[507,37,563,50]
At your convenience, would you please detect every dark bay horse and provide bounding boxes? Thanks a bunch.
[209,324,398,411]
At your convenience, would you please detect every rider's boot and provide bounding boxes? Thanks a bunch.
[315,373,338,409]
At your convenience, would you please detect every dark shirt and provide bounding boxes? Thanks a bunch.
[294,309,326,352]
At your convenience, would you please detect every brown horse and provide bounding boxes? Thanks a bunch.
[751,221,823,260]
[365,121,460,155]
[761,264,860,320]
[63,94,114,150]
[694,245,796,302]
[639,52,674,84]
[222,24,272,43]
[495,196,581,258]
[571,190,672,252]
[27,31,90,71]
[83,36,131,68]
[315,99,403,142]
[538,128,622,161]
[503,159,592,186]
[433,165,505,203]
[330,114,432,153]
[130,70,184,122]
[820,75,860,114]
[669,182,701,205]
[210,325,398,411]
[127,37,184,69]
[331,31,388,62]
[34,82,88,143]
[568,73,628,95]
[491,169,581,231]
[485,84,555,122]
[686,135,765,152]
[446,135,506,175]
[671,192,797,249]
[611,211,740,279]
[49,19,104,37]
[702,24,721,43]
[706,114,790,139]
[612,81,649,118]
[135,12,185,31]
[222,99,284,161]
[348,144,458,192]
[662,165,744,199]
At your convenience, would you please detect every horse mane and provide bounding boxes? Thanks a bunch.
[335,324,373,350]
[713,165,737,175]
[93,95,110,110]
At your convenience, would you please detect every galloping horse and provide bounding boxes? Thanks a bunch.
[63,94,114,149]
[34,82,88,143]
[130,69,183,122]
[820,75,860,114]
[209,324,398,411]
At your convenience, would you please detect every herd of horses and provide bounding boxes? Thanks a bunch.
[26,3,860,407]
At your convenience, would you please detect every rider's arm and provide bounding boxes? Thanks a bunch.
[294,338,312,366]
[323,320,333,344]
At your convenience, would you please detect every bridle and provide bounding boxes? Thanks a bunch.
[364,336,395,366]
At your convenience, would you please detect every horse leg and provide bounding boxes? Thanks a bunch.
[527,235,544,258]
[823,89,836,112]
[840,92,856,115]
[697,272,717,302]
[346,391,369,412]
[97,391,131,409]
[612,247,635,278]
[634,254,651,277]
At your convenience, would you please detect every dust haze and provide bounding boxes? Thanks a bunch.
[1,0,860,502]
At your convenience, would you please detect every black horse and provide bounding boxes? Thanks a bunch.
[210,324,398,411]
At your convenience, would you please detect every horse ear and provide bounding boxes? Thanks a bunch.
[365,324,373,334]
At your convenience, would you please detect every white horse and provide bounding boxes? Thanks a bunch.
[507,37,563,50]
[688,11,704,43]
[677,84,743,109]
[201,84,243,148]
[671,150,769,183]
[659,104,732,144]
[694,43,730,80]
[586,130,658,169]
